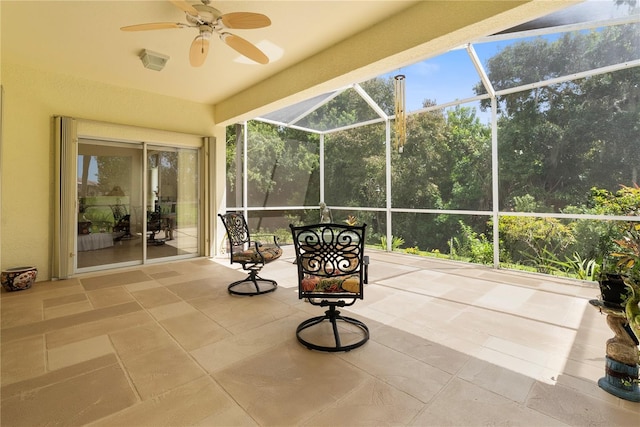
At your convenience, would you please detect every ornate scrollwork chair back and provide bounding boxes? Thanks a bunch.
[218,212,282,296]
[146,208,165,245]
[290,222,369,352]
[110,204,131,241]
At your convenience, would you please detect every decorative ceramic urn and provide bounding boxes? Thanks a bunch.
[1,266,37,292]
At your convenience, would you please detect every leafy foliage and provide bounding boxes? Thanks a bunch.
[453,221,493,264]
[225,26,640,278]
[478,25,640,210]
[612,223,640,280]
[532,249,598,281]
[380,235,405,251]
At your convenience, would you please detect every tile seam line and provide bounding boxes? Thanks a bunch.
[366,281,583,333]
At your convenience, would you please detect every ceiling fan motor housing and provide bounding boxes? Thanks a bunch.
[122,1,270,66]
[186,4,222,26]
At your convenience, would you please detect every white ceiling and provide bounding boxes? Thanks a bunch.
[1,1,575,110]
[2,0,421,104]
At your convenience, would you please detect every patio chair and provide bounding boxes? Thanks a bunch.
[110,204,131,241]
[218,212,283,296]
[147,208,165,245]
[289,222,369,352]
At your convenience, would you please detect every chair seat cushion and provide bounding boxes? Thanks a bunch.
[233,245,283,263]
[301,274,361,293]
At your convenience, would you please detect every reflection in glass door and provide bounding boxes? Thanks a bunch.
[77,141,143,270]
[146,147,199,260]
[76,140,200,272]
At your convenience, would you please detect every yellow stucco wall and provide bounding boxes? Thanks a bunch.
[0,60,218,280]
[0,1,577,280]
[0,2,3,271]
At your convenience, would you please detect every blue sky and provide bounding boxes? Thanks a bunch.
[377,22,621,121]
[376,32,581,125]
[78,155,100,183]
[380,40,514,117]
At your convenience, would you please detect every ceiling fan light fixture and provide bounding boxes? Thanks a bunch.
[197,26,213,40]
[123,2,271,66]
[139,49,170,71]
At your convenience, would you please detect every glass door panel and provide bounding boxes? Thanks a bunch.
[146,147,199,260]
[77,141,144,270]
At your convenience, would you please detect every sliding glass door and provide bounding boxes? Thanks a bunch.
[76,139,199,272]
[77,141,143,269]
[146,146,199,260]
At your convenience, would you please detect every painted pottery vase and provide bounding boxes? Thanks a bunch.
[1,266,37,292]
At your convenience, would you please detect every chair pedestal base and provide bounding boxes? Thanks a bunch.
[296,305,369,352]
[228,270,277,296]
[147,237,166,246]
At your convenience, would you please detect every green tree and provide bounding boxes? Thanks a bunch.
[96,156,131,196]
[476,24,640,210]
[226,122,320,215]
[441,105,492,211]
[324,122,387,209]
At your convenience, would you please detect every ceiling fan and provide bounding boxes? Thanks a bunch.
[121,0,271,67]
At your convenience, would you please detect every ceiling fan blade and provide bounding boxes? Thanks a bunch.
[169,0,199,16]
[220,12,271,29]
[220,33,269,64]
[189,35,210,67]
[121,22,183,31]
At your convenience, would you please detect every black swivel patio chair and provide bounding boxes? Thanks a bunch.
[290,222,369,352]
[218,212,283,296]
[146,208,165,245]
[110,204,131,241]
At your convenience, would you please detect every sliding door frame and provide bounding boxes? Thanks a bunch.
[53,116,211,279]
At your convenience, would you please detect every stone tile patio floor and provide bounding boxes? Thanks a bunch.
[1,246,639,426]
